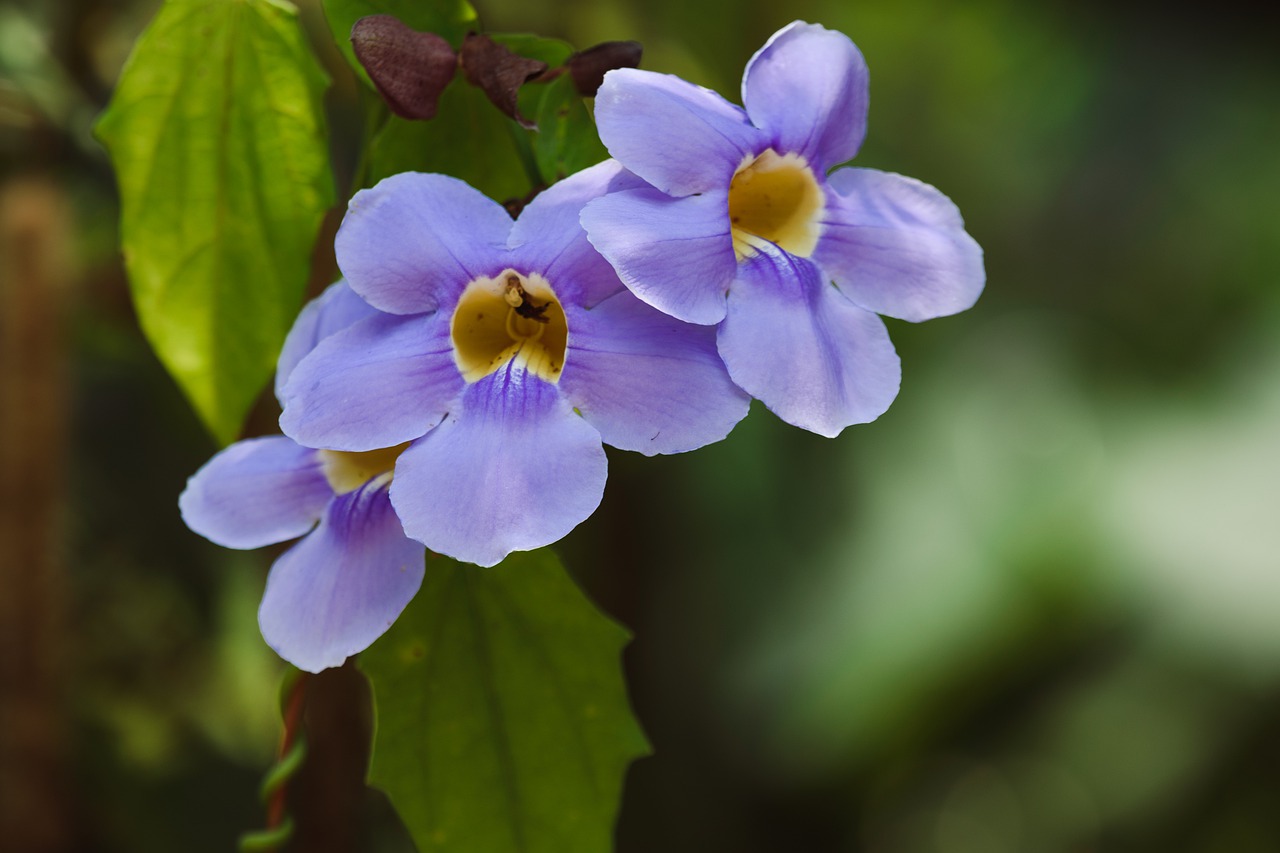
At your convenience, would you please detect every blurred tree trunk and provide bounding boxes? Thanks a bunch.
[0,178,72,852]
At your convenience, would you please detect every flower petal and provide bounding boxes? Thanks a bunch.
[258,481,425,672]
[335,172,514,315]
[280,311,463,451]
[561,290,749,454]
[508,160,642,307]
[594,68,766,196]
[581,186,737,325]
[742,21,869,171]
[275,279,382,401]
[718,245,901,437]
[179,436,330,549]
[390,364,606,567]
[816,168,985,322]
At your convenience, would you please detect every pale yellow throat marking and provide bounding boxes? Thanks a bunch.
[320,442,410,495]
[451,270,568,384]
[728,149,824,261]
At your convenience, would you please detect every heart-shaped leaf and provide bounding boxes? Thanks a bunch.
[97,0,333,444]
[361,549,649,853]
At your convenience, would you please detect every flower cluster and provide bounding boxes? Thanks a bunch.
[181,21,982,671]
[584,21,984,436]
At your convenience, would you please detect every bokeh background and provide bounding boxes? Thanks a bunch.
[3,0,1279,850]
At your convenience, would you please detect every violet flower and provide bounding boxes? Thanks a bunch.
[279,161,750,567]
[180,281,426,673]
[582,21,985,436]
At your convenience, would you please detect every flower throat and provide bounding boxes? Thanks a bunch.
[728,149,824,261]
[451,270,568,384]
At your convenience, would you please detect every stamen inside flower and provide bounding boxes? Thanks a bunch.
[320,442,410,494]
[728,149,824,261]
[451,270,568,384]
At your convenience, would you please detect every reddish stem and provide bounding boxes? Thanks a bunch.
[266,672,310,829]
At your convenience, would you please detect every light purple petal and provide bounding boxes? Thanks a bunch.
[594,68,767,197]
[276,280,382,401]
[259,481,425,672]
[816,168,985,322]
[508,160,642,307]
[335,172,514,315]
[280,311,463,452]
[179,436,330,550]
[390,364,606,567]
[742,21,869,171]
[561,290,750,454]
[581,186,737,325]
[717,245,901,437]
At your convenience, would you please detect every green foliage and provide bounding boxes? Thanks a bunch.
[366,83,533,202]
[96,0,334,445]
[361,550,649,853]
[532,75,610,184]
[323,0,477,85]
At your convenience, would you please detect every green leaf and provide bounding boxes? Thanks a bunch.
[367,82,532,202]
[532,75,609,184]
[97,0,334,445]
[323,0,476,85]
[361,549,649,853]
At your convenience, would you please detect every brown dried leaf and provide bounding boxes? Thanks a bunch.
[352,15,457,121]
[459,33,547,130]
[566,41,643,96]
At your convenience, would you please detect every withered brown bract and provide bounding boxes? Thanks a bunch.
[566,41,643,97]
[351,15,458,121]
[459,33,548,130]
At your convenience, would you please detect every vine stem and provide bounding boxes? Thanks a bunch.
[267,671,309,829]
[505,120,545,194]
[239,670,310,852]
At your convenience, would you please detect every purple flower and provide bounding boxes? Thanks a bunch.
[180,281,426,673]
[581,21,985,437]
[279,161,750,567]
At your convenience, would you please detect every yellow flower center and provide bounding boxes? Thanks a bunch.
[728,149,824,261]
[319,442,410,494]
[450,270,568,384]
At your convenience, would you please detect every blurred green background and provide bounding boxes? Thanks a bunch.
[2,0,1279,850]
